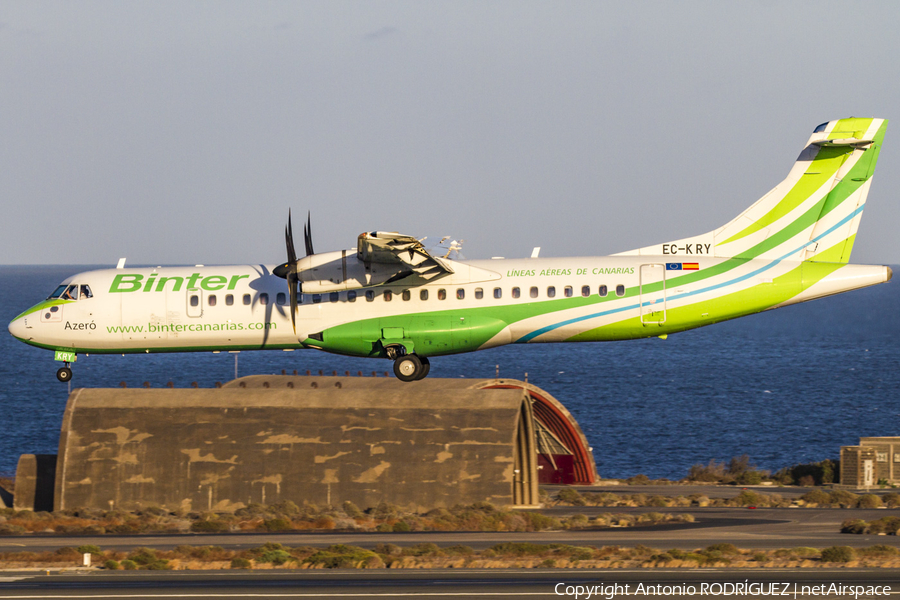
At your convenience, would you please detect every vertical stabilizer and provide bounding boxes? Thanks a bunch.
[617,118,887,263]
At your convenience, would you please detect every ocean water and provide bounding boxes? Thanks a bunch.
[1,265,897,480]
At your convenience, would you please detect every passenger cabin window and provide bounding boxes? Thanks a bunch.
[277,292,286,305]
[260,293,269,305]
[564,286,573,298]
[616,284,625,297]
[243,294,251,305]
[420,289,429,301]
[366,290,375,302]
[330,292,339,303]
[225,294,234,306]
[438,289,447,300]
[530,286,538,298]
[312,294,322,304]
[190,294,199,307]
[456,288,465,300]
[475,288,483,299]
[80,285,93,299]
[547,286,556,298]
[599,285,608,297]
[208,295,217,307]
[493,287,502,299]
[384,290,392,302]
[348,290,357,302]
[581,285,590,297]
[402,290,411,301]
[512,287,521,298]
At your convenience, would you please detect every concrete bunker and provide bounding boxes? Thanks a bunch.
[16,377,596,512]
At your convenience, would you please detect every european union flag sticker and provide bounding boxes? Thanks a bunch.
[666,263,682,271]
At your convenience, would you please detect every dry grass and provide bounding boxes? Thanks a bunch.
[4,543,900,570]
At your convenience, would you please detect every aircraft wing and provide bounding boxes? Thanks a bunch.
[357,231,454,280]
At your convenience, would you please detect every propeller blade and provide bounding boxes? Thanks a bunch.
[303,211,315,256]
[288,272,298,335]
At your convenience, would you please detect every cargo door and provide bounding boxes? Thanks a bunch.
[640,263,666,325]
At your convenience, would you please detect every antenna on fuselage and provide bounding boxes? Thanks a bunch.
[116,258,126,269]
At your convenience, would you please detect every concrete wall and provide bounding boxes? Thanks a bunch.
[13,454,56,511]
[52,381,537,512]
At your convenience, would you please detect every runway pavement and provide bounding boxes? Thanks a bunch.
[1,568,899,599]
[0,507,897,553]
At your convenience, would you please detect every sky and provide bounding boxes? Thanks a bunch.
[2,1,900,266]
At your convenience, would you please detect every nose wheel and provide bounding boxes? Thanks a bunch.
[392,354,430,382]
[56,365,73,383]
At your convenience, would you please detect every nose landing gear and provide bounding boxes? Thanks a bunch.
[56,365,73,382]
[392,354,430,382]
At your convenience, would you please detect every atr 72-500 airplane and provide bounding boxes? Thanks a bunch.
[8,118,893,383]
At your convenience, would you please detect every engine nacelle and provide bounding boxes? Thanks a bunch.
[296,250,408,293]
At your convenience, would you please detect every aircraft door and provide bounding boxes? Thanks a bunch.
[639,263,666,325]
[186,288,203,318]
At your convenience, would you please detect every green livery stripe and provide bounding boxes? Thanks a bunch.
[566,260,843,342]
[719,145,853,246]
[828,118,875,139]
[809,236,854,264]
[13,299,73,321]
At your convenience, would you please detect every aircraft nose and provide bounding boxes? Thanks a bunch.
[8,316,28,340]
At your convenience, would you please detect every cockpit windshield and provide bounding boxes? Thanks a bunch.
[48,285,68,299]
[47,284,91,300]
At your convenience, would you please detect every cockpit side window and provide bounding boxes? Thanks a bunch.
[61,285,78,301]
[48,285,68,299]
[80,285,93,300]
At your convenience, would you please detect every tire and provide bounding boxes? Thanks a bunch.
[56,367,72,383]
[393,354,422,382]
[415,356,431,380]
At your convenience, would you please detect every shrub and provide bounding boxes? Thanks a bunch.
[705,543,740,555]
[76,545,102,555]
[342,501,363,518]
[556,488,586,505]
[269,500,300,517]
[103,560,120,570]
[626,474,650,485]
[840,519,868,534]
[304,544,380,568]
[686,460,726,482]
[858,545,900,558]
[820,546,855,563]
[190,520,229,533]
[230,557,252,569]
[773,459,838,486]
[883,493,900,508]
[858,494,883,509]
[263,518,292,532]
[374,543,402,556]
[752,552,769,562]
[800,489,831,505]
[405,543,441,557]
[121,560,138,570]
[258,549,291,565]
[829,490,860,507]
[392,521,411,532]
[490,542,548,556]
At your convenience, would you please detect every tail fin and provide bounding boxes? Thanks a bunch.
[618,118,887,263]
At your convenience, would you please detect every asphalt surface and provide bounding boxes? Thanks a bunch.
[1,507,898,553]
[1,569,899,598]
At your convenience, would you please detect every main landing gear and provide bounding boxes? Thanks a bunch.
[392,354,430,382]
[56,365,73,383]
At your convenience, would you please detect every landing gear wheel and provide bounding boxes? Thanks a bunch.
[56,367,72,383]
[415,356,431,381]
[393,354,423,382]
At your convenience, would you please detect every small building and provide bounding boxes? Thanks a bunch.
[859,437,900,483]
[14,377,597,513]
[840,446,878,489]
